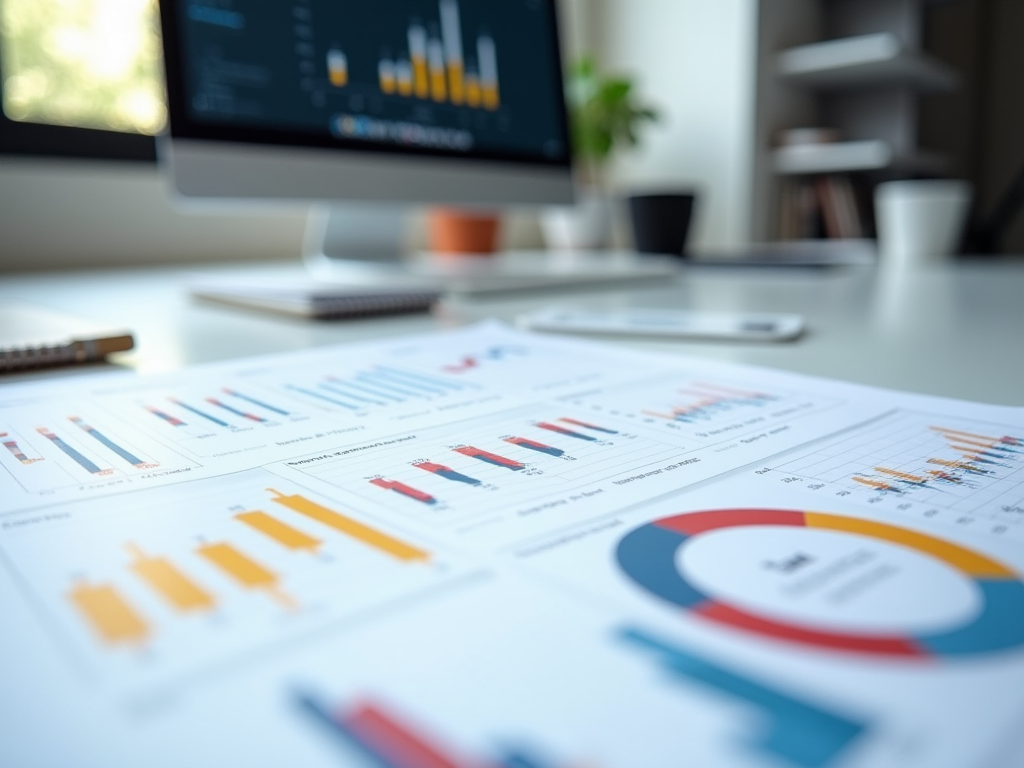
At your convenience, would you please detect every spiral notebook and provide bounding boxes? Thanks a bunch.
[0,304,135,373]
[190,279,442,319]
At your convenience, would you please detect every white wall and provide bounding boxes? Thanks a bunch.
[595,0,759,250]
[751,0,821,241]
[0,159,308,270]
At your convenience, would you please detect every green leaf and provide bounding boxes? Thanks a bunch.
[566,54,660,165]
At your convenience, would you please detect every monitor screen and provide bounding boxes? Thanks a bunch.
[161,0,570,169]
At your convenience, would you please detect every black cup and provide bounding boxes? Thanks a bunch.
[628,192,697,257]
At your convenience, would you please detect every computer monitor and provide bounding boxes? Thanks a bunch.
[159,1,573,209]
[158,1,681,292]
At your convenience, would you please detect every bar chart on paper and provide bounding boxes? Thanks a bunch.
[283,407,688,530]
[96,364,487,457]
[297,694,583,768]
[90,381,318,458]
[1,470,461,686]
[0,407,197,497]
[395,329,670,394]
[765,410,1024,539]
[562,373,841,443]
[277,364,479,415]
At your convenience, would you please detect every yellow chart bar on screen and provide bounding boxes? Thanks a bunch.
[482,84,500,111]
[447,63,465,105]
[69,582,150,646]
[396,59,414,96]
[268,489,430,563]
[379,59,397,95]
[440,0,465,104]
[464,74,482,108]
[127,544,215,613]
[477,34,500,110]
[408,24,430,98]
[197,542,296,609]
[327,49,349,88]
[236,511,322,553]
[428,38,448,102]
[412,57,430,98]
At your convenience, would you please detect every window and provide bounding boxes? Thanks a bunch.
[0,0,165,160]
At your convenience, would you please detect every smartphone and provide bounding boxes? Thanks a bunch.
[518,308,806,342]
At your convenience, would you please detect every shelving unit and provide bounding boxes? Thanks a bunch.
[754,0,962,241]
[779,32,958,92]
[775,141,945,176]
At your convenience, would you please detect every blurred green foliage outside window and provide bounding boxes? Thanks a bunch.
[0,0,166,135]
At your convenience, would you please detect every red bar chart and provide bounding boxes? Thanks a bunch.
[454,446,525,471]
[283,407,686,531]
[370,478,438,506]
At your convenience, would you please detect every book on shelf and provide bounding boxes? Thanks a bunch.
[777,173,869,241]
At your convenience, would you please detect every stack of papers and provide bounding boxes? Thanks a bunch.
[1,322,1021,768]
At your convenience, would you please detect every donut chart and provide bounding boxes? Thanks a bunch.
[615,509,1024,658]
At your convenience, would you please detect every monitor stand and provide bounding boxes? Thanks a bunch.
[303,205,681,296]
[302,203,417,277]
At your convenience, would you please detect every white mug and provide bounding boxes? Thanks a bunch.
[875,180,973,267]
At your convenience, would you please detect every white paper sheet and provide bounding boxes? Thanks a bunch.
[1,322,1022,768]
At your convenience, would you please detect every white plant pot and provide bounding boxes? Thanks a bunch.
[540,191,614,251]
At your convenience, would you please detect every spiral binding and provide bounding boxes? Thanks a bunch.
[0,343,81,372]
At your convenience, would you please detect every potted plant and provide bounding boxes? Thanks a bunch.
[541,55,660,251]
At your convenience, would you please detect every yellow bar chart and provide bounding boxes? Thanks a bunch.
[236,510,322,554]
[368,1,500,110]
[197,541,297,610]
[379,59,397,94]
[128,544,216,614]
[408,23,430,98]
[44,477,445,668]
[327,48,349,88]
[440,0,465,105]
[69,582,150,647]
[269,489,430,563]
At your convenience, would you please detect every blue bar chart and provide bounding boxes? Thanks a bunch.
[92,381,317,458]
[281,365,476,415]
[618,627,867,768]
[70,417,157,469]
[0,408,196,495]
[37,427,110,476]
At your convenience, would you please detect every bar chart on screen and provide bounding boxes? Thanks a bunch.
[279,406,688,536]
[325,0,501,111]
[0,407,198,496]
[561,372,842,445]
[0,470,465,686]
[763,410,1024,539]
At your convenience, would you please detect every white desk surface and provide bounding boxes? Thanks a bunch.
[1,260,1022,407]
[2,259,1024,768]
